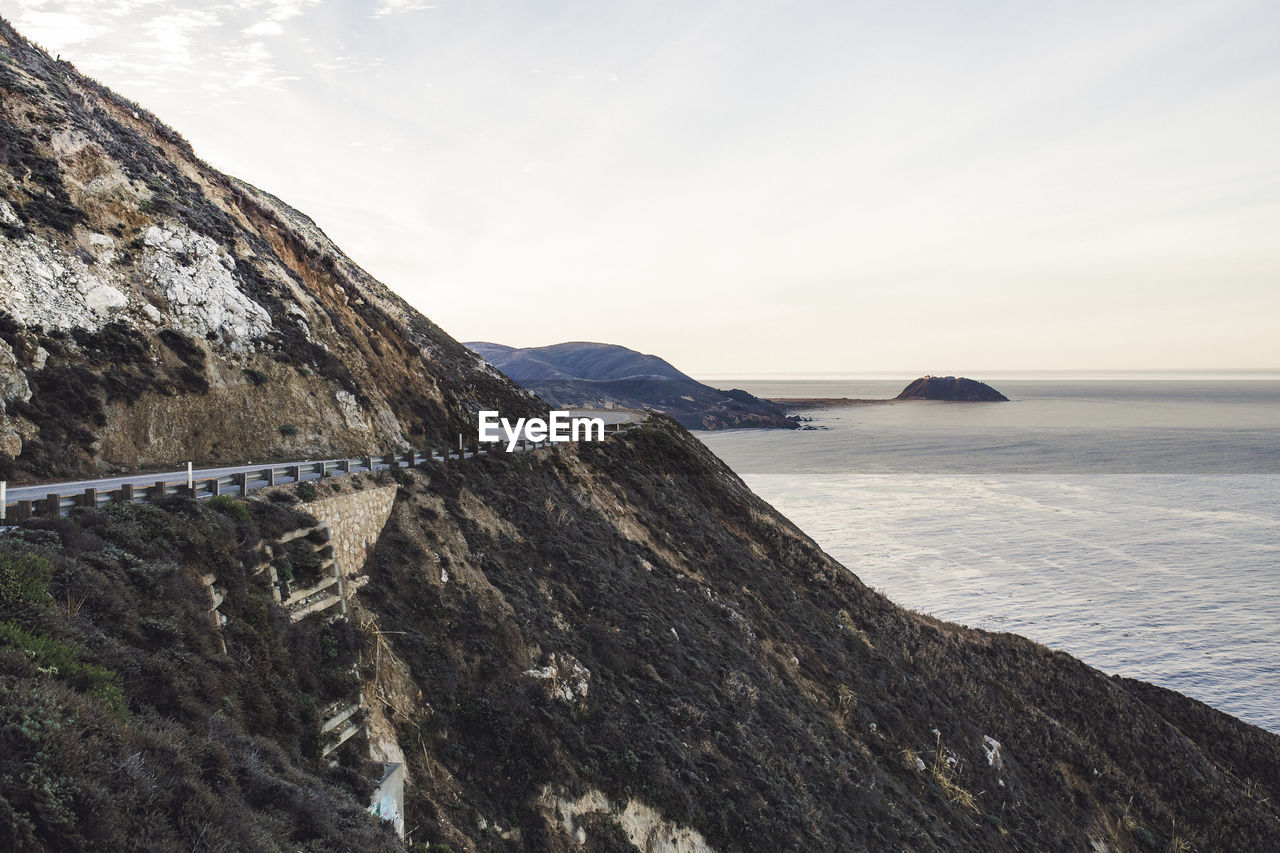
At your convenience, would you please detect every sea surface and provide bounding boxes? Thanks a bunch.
[695,376,1280,732]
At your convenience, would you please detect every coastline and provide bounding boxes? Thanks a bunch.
[769,397,894,411]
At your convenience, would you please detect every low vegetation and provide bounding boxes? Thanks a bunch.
[357,419,1280,850]
[0,497,398,851]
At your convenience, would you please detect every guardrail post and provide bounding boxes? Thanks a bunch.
[235,472,248,495]
[265,468,276,487]
[207,478,220,497]
[45,493,61,517]
[383,453,395,468]
[82,488,96,508]
[118,483,133,503]
[153,481,167,501]
[339,459,350,474]
[363,456,374,471]
[16,500,31,521]
[288,465,302,481]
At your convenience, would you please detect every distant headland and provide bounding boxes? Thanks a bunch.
[465,341,795,429]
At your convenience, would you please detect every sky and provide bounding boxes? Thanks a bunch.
[5,0,1279,376]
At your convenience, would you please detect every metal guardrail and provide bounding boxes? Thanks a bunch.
[0,422,637,522]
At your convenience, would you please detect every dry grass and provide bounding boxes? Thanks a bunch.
[928,733,979,813]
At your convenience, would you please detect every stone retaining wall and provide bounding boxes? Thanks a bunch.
[302,485,398,580]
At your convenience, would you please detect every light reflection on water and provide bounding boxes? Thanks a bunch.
[697,380,1280,732]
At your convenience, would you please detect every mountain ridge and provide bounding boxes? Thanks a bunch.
[466,340,795,430]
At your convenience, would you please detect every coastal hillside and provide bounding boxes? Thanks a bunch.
[467,341,793,430]
[467,341,692,384]
[0,17,538,484]
[1,18,1278,853]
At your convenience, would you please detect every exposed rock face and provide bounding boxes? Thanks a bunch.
[140,223,273,349]
[0,19,540,482]
[540,786,713,852]
[896,375,1009,401]
[468,341,794,430]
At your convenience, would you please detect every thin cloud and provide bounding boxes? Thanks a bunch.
[9,9,107,47]
[5,0,322,100]
[371,0,438,20]
[243,20,284,37]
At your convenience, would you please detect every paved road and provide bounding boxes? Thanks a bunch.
[3,408,645,505]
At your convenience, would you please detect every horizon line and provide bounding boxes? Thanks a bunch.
[696,369,1280,381]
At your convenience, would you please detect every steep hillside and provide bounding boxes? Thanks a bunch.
[352,422,1280,851]
[0,18,538,484]
[5,423,1278,851]
[467,341,793,430]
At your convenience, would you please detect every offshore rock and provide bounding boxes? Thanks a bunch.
[896,375,1009,401]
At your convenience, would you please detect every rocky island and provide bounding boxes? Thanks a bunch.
[0,18,1277,852]
[896,375,1010,401]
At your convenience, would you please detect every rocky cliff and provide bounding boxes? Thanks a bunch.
[1,18,1278,853]
[0,17,538,484]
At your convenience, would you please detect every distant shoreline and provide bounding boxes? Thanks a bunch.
[769,397,894,411]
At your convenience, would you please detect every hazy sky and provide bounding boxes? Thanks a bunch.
[7,0,1279,375]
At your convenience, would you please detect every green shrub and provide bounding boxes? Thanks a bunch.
[295,481,317,502]
[285,539,322,582]
[0,621,127,715]
[0,549,53,616]
[208,494,251,523]
[278,424,299,437]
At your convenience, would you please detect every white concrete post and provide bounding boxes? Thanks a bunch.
[1,481,5,522]
[187,462,193,490]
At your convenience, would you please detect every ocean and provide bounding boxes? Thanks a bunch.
[695,376,1280,733]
